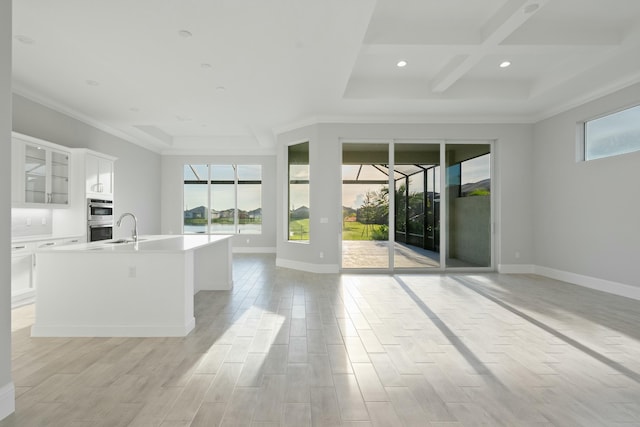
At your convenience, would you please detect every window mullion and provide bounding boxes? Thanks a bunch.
[234,165,239,234]
[207,164,212,235]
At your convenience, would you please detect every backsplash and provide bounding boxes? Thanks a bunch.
[11,209,53,238]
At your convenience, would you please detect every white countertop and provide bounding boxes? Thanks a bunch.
[38,234,233,253]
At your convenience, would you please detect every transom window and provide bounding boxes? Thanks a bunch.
[584,104,640,161]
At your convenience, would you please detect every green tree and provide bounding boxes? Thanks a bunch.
[357,187,389,239]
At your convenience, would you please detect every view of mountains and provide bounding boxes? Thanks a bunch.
[461,178,491,196]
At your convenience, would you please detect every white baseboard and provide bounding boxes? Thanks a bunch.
[498,264,535,274]
[232,246,276,254]
[0,382,15,421]
[276,258,339,274]
[30,317,196,337]
[534,266,640,301]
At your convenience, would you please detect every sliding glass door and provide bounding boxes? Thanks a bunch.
[341,140,492,271]
[341,143,390,269]
[393,143,441,268]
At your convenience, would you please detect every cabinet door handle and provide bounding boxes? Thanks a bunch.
[12,245,26,250]
[40,242,55,247]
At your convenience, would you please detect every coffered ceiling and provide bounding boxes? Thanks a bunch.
[11,0,640,153]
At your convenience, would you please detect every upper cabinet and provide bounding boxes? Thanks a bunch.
[84,151,116,199]
[12,133,71,207]
[11,133,117,211]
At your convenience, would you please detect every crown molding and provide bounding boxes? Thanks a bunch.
[529,73,640,123]
[12,84,166,153]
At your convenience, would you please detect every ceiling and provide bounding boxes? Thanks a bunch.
[12,0,640,154]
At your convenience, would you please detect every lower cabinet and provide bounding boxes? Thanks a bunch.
[11,243,34,307]
[10,236,83,308]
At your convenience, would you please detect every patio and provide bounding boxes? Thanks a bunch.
[341,240,439,269]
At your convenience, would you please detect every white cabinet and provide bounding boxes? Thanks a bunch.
[12,133,71,207]
[85,152,115,198]
[11,243,34,306]
[10,236,83,308]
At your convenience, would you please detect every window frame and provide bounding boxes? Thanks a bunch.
[287,141,310,243]
[581,103,640,162]
[183,163,262,235]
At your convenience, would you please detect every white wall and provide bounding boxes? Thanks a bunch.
[275,125,327,271]
[12,95,161,238]
[161,154,277,251]
[533,83,640,289]
[276,122,534,272]
[0,0,15,420]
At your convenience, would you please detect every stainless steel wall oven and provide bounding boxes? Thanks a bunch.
[87,198,113,242]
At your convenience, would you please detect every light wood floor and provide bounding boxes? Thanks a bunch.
[3,254,640,426]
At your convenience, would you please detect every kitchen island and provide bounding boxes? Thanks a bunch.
[32,234,233,337]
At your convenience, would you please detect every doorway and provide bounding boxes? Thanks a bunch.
[341,140,492,271]
[341,143,390,269]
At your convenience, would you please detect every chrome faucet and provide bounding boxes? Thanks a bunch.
[116,212,138,242]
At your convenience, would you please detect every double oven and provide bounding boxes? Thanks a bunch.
[87,198,114,242]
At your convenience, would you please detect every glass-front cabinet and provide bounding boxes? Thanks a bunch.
[12,133,70,207]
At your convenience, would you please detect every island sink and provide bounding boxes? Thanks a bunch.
[104,238,146,244]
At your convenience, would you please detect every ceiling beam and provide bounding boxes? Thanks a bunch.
[431,0,550,94]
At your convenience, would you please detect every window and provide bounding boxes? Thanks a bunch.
[237,165,262,234]
[183,165,209,234]
[288,142,309,242]
[183,164,262,234]
[584,104,640,161]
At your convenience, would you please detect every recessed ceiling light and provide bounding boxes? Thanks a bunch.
[178,30,193,38]
[14,35,35,45]
[523,3,540,14]
[85,80,100,86]
[216,86,226,92]
[397,60,408,68]
[200,63,213,69]
[130,107,140,112]
[176,115,192,122]
[499,61,511,68]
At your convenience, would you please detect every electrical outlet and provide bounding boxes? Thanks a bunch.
[41,217,47,225]
[128,266,137,278]
[319,251,324,259]
[26,218,31,226]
